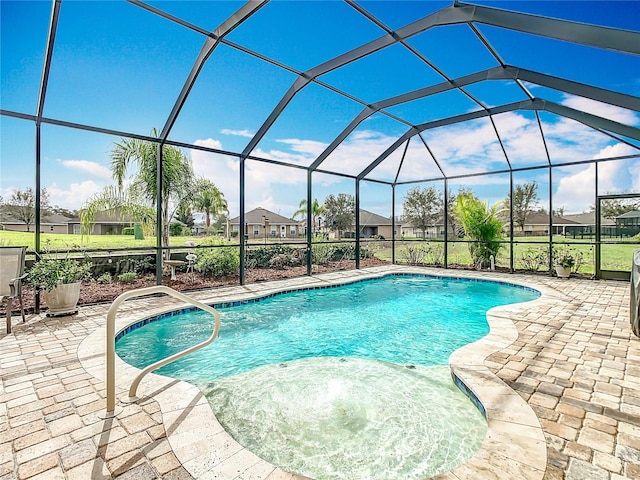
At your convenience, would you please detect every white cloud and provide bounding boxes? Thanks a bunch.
[553,144,639,212]
[561,95,640,126]
[46,180,103,210]
[220,129,255,138]
[190,138,307,217]
[319,130,407,177]
[191,113,639,217]
[630,160,640,192]
[61,160,112,180]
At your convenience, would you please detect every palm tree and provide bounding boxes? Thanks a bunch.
[81,132,195,258]
[194,179,227,229]
[292,198,326,236]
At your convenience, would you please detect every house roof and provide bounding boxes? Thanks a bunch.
[523,212,579,226]
[616,210,640,219]
[562,212,616,226]
[0,207,72,226]
[68,208,139,224]
[359,209,392,226]
[229,207,297,226]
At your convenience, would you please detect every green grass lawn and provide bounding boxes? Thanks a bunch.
[365,236,638,274]
[3,230,636,273]
[0,230,208,250]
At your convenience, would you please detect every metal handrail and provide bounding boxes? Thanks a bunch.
[106,286,220,413]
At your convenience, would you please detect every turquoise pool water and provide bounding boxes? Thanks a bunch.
[115,274,539,480]
[116,274,538,383]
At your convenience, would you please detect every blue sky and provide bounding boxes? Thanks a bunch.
[1,0,639,221]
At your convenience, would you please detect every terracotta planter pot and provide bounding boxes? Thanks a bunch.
[42,282,81,316]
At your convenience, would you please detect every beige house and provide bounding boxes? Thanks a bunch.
[0,210,71,234]
[357,209,394,239]
[511,212,579,236]
[562,212,615,237]
[67,208,139,235]
[229,207,300,239]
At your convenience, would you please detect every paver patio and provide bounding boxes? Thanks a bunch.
[1,266,638,479]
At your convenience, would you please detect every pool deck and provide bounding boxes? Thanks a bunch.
[1,265,638,480]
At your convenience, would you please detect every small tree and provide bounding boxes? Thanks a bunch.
[175,201,195,228]
[446,187,471,238]
[194,179,227,228]
[402,186,442,239]
[455,192,504,269]
[6,188,50,232]
[292,198,325,236]
[593,198,640,218]
[506,182,539,231]
[323,193,355,239]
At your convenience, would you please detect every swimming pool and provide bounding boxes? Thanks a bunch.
[116,274,539,479]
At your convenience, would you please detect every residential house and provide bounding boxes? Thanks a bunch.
[357,209,393,238]
[229,207,300,239]
[561,212,616,237]
[512,212,579,236]
[67,208,139,235]
[615,210,640,237]
[0,210,71,234]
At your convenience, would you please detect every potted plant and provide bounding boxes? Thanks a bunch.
[26,253,93,316]
[554,249,575,278]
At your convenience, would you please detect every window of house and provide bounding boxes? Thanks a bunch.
[290,226,296,235]
[271,226,277,235]
[253,225,260,235]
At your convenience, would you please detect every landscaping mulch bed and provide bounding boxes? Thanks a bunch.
[3,257,389,315]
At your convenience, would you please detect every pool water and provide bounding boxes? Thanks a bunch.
[202,358,486,480]
[116,275,537,383]
[115,274,539,479]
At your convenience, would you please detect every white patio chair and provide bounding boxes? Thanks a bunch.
[1,246,27,334]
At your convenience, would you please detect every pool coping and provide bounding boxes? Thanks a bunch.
[77,265,552,480]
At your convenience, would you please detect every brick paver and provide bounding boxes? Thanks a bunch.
[1,267,638,479]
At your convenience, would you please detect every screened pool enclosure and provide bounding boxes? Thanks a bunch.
[1,0,639,293]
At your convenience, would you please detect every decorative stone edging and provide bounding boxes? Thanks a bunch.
[78,265,551,479]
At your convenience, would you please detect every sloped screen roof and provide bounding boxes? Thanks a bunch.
[1,0,639,215]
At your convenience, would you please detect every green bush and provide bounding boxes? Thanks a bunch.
[169,222,184,236]
[122,226,135,235]
[26,256,93,291]
[116,255,154,274]
[96,273,112,284]
[195,247,239,277]
[455,193,504,269]
[519,247,548,272]
[399,243,443,266]
[247,245,306,268]
[311,242,373,264]
[117,272,138,282]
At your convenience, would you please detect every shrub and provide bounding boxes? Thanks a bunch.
[455,193,504,269]
[311,242,373,264]
[26,255,93,292]
[195,247,239,277]
[116,255,154,275]
[96,273,112,284]
[122,226,135,235]
[312,244,335,265]
[117,272,138,282]
[230,231,239,238]
[519,247,548,272]
[399,243,443,265]
[169,222,184,236]
[247,245,305,268]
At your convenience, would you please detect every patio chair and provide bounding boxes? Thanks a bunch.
[1,246,27,334]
